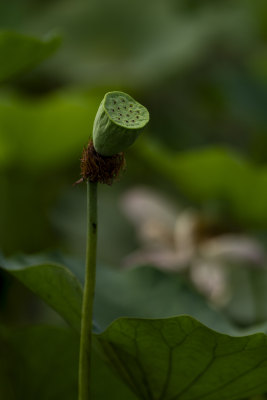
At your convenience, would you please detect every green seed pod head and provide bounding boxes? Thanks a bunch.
[92,91,149,156]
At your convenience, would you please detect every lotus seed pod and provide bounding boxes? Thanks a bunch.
[92,91,149,156]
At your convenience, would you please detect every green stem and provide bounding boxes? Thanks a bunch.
[79,181,98,400]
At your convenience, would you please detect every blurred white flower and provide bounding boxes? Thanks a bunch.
[120,187,266,306]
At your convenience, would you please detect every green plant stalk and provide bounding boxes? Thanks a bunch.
[79,181,98,400]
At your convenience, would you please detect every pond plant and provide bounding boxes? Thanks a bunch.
[2,47,267,396]
[77,91,150,400]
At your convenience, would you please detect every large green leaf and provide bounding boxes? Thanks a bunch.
[0,31,60,83]
[2,255,267,399]
[97,315,267,400]
[3,316,267,400]
[0,259,83,332]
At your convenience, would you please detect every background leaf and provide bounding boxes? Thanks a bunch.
[93,265,235,334]
[0,91,98,171]
[0,31,60,83]
[135,139,267,227]
[0,259,83,332]
[0,90,99,253]
[0,324,137,400]
[0,326,16,399]
[3,326,79,400]
[0,254,235,334]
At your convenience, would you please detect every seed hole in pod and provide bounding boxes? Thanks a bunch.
[137,110,140,113]
[118,118,121,120]
[127,114,129,117]
[124,106,126,109]
[126,120,129,123]
[132,120,135,122]
[136,116,139,119]
[117,107,120,110]
[130,104,133,107]
[130,110,132,113]
[119,113,122,116]
[113,101,116,104]
[112,109,115,112]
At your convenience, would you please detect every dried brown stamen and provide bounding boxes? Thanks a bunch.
[75,140,126,185]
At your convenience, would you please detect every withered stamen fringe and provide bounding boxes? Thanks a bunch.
[76,140,126,185]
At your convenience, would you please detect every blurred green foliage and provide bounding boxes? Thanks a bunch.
[0,0,267,256]
[1,1,267,398]
[0,31,60,83]
[135,140,267,226]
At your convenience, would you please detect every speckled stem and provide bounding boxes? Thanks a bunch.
[78,181,98,400]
